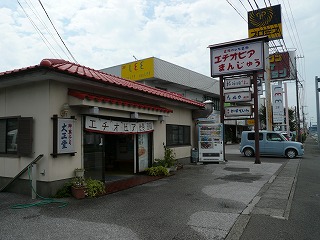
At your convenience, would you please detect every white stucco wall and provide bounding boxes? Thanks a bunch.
[153,105,195,160]
[0,81,51,180]
[47,82,83,181]
[0,81,83,182]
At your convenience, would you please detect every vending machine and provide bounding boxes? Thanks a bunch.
[197,122,224,162]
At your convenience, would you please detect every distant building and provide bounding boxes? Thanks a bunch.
[101,57,220,116]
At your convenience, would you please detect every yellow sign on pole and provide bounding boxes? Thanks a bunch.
[121,57,154,81]
[248,5,282,40]
[247,119,255,125]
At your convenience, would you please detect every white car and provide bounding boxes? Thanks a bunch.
[239,130,304,159]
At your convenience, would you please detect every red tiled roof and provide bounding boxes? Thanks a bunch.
[0,59,204,108]
[68,89,173,113]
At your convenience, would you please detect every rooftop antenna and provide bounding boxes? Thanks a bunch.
[133,55,138,61]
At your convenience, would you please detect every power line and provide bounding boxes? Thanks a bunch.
[25,0,72,61]
[37,0,78,63]
[17,0,61,58]
[226,0,247,22]
[285,0,304,57]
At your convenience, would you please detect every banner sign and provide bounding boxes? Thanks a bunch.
[248,4,282,40]
[270,51,295,80]
[225,106,252,117]
[258,51,295,82]
[210,38,266,77]
[224,77,251,89]
[272,84,284,123]
[57,118,75,154]
[85,116,154,134]
[225,91,252,103]
[121,57,154,81]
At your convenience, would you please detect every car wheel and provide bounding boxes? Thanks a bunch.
[286,149,297,159]
[243,147,254,157]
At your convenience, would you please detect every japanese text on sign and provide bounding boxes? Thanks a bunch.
[85,116,154,134]
[210,40,265,77]
[224,77,251,89]
[225,106,252,117]
[248,4,282,40]
[57,118,75,154]
[225,91,252,103]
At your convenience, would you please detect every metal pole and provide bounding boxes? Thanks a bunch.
[295,57,301,142]
[316,76,320,147]
[220,76,226,161]
[265,43,272,131]
[253,72,261,164]
[284,83,290,137]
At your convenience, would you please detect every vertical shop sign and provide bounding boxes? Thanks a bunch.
[57,118,75,154]
[272,84,284,123]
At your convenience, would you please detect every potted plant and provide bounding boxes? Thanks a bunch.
[74,168,85,178]
[71,176,86,199]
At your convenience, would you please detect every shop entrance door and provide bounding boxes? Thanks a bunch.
[84,131,153,181]
[83,131,105,181]
[105,134,135,174]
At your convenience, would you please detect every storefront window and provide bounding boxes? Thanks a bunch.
[0,118,18,154]
[166,124,190,146]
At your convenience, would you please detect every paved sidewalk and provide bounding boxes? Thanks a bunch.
[227,136,320,240]
[226,158,300,240]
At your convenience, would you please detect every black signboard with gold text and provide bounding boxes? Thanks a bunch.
[248,4,282,40]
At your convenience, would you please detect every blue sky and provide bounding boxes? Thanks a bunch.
[1,0,319,124]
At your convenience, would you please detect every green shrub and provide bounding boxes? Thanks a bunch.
[145,166,169,176]
[85,178,106,198]
[153,145,176,168]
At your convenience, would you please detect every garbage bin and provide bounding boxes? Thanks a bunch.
[191,148,198,163]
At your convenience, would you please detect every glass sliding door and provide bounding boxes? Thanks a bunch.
[83,131,105,181]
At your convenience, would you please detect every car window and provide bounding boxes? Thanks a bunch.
[266,133,282,141]
[248,132,263,140]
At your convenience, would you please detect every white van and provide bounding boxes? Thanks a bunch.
[239,130,304,159]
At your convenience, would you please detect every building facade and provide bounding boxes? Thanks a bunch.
[0,59,209,197]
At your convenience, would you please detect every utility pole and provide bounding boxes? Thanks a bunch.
[265,43,273,131]
[315,76,320,147]
[295,56,304,142]
[301,106,307,135]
